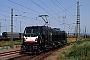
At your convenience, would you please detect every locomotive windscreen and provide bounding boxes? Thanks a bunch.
[24,27,39,34]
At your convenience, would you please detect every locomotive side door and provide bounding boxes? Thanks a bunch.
[49,31,52,42]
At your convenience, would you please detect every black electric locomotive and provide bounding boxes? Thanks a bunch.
[20,26,67,54]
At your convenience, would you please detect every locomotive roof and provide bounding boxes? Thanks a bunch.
[2,32,20,34]
[26,26,52,30]
[26,26,48,28]
[25,26,66,33]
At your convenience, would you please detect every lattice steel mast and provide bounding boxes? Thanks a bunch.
[76,1,80,41]
[11,9,13,37]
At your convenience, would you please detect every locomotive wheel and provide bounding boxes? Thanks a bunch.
[20,45,25,54]
[21,45,24,51]
[36,47,41,55]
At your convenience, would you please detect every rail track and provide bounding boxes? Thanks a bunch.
[0,50,20,60]
[7,51,52,60]
[0,50,20,57]
[2,41,76,60]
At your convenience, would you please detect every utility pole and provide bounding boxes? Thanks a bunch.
[0,19,6,32]
[63,16,66,31]
[0,22,1,32]
[76,1,80,41]
[11,9,13,36]
[11,8,14,48]
[85,26,86,39]
[39,15,49,26]
[75,26,77,38]
[20,21,21,33]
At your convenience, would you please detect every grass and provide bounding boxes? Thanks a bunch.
[58,38,90,60]
[0,40,22,49]
[67,38,76,43]
[47,58,51,60]
[52,52,56,56]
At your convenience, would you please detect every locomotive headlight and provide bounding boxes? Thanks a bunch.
[35,38,38,42]
[35,36,38,42]
[23,36,27,42]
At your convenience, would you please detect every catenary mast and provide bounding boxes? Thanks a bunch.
[76,1,80,41]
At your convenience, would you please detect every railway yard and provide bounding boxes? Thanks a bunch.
[0,0,90,60]
[0,38,76,60]
[0,37,90,60]
[0,28,90,60]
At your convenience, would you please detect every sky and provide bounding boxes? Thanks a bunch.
[0,0,90,34]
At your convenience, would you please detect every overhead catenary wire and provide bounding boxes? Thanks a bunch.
[58,1,77,14]
[7,0,42,14]
[55,0,76,18]
[39,0,63,18]
[30,0,53,16]
[0,0,76,26]
[39,0,54,13]
[0,14,10,17]
[39,0,74,25]
[28,0,63,24]
[0,9,34,19]
[0,9,11,13]
[1,0,71,25]
[0,6,36,19]
[51,0,76,21]
[0,3,37,16]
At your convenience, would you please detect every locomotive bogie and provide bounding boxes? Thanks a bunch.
[21,45,41,54]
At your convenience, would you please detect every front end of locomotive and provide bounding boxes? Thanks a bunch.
[20,26,42,54]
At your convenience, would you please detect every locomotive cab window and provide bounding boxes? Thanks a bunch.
[24,27,39,34]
